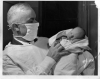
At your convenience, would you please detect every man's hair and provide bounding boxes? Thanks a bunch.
[7,3,33,25]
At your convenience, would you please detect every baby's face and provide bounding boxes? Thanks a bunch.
[66,30,77,40]
[56,27,84,44]
[58,29,80,45]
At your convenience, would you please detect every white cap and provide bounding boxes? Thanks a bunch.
[7,3,36,27]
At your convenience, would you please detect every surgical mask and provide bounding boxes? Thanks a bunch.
[14,23,39,41]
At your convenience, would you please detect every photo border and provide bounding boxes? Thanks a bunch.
[0,0,99,79]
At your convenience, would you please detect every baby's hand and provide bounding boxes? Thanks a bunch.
[56,31,67,40]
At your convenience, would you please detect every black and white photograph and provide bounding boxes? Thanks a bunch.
[1,0,99,77]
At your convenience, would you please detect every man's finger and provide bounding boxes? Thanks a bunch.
[54,41,59,46]
[59,51,71,55]
[57,45,64,51]
[51,41,57,47]
[55,43,61,48]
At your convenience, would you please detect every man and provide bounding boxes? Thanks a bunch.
[3,3,67,75]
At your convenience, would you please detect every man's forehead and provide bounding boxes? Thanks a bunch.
[22,10,36,19]
[12,10,36,24]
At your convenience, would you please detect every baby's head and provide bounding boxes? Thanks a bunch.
[56,27,85,44]
[67,27,85,40]
[48,27,85,47]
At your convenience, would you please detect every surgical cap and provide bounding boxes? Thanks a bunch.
[7,3,36,27]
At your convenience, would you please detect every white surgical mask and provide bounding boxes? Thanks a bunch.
[22,23,39,41]
[14,23,39,41]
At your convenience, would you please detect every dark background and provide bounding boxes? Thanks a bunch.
[3,1,98,75]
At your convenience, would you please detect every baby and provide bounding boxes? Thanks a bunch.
[58,27,89,52]
[49,27,90,75]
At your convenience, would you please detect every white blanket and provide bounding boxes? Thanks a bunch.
[49,29,90,53]
[49,29,91,75]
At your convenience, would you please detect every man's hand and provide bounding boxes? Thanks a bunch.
[47,41,69,62]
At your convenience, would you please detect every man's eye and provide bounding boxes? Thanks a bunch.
[26,18,35,23]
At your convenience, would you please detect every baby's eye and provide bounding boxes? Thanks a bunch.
[69,35,74,40]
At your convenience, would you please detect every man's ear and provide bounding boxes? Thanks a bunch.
[12,24,20,31]
[11,24,21,35]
